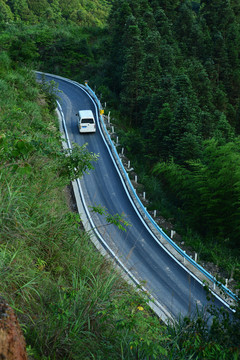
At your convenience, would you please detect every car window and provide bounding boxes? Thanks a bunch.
[81,118,94,124]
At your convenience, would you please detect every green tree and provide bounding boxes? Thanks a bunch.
[186,59,212,106]
[138,30,162,111]
[43,0,62,22]
[153,6,174,40]
[159,41,176,73]
[170,96,201,162]
[120,18,144,126]
[151,102,174,161]
[154,0,182,19]
[0,0,14,22]
[131,0,157,37]
[107,0,132,94]
[213,112,235,144]
[28,0,49,17]
[6,0,35,22]
[225,23,240,107]
[200,0,239,92]
[174,1,211,59]
[172,73,200,136]
[8,34,39,64]
[174,1,195,53]
[200,0,235,33]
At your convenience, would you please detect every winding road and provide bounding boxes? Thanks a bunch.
[37,72,233,322]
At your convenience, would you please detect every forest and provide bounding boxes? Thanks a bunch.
[105,0,240,249]
[0,0,240,359]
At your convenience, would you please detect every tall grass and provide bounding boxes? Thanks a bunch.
[0,152,127,359]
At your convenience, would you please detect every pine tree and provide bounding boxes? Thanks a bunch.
[174,1,195,53]
[213,112,235,144]
[154,0,182,19]
[107,0,132,94]
[163,73,202,162]
[154,6,173,40]
[170,96,200,162]
[151,102,174,161]
[174,1,212,60]
[200,0,235,33]
[140,30,162,91]
[200,0,239,93]
[186,59,213,108]
[120,17,144,127]
[138,29,168,135]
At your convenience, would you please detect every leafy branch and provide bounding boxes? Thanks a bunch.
[91,205,131,232]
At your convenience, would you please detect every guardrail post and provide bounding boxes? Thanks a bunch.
[112,126,114,133]
[194,252,198,262]
[121,147,124,155]
[143,192,146,200]
[128,160,130,169]
[154,210,156,218]
[170,230,176,238]
[108,111,110,124]
[116,136,119,144]
[225,278,228,287]
[135,175,137,183]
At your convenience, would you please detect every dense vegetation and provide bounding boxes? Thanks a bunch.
[99,0,240,281]
[0,0,240,359]
[0,0,111,26]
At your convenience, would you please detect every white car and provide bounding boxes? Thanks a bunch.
[77,110,96,133]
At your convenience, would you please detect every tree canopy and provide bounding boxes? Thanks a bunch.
[106,0,240,247]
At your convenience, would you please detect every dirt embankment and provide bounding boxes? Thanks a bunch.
[0,296,27,360]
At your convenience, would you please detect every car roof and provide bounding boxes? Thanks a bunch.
[78,110,94,118]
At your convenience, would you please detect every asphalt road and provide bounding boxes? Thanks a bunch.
[37,73,231,321]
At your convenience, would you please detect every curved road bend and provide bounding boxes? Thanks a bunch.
[37,73,232,321]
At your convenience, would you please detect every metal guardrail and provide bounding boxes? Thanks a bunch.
[84,83,238,304]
